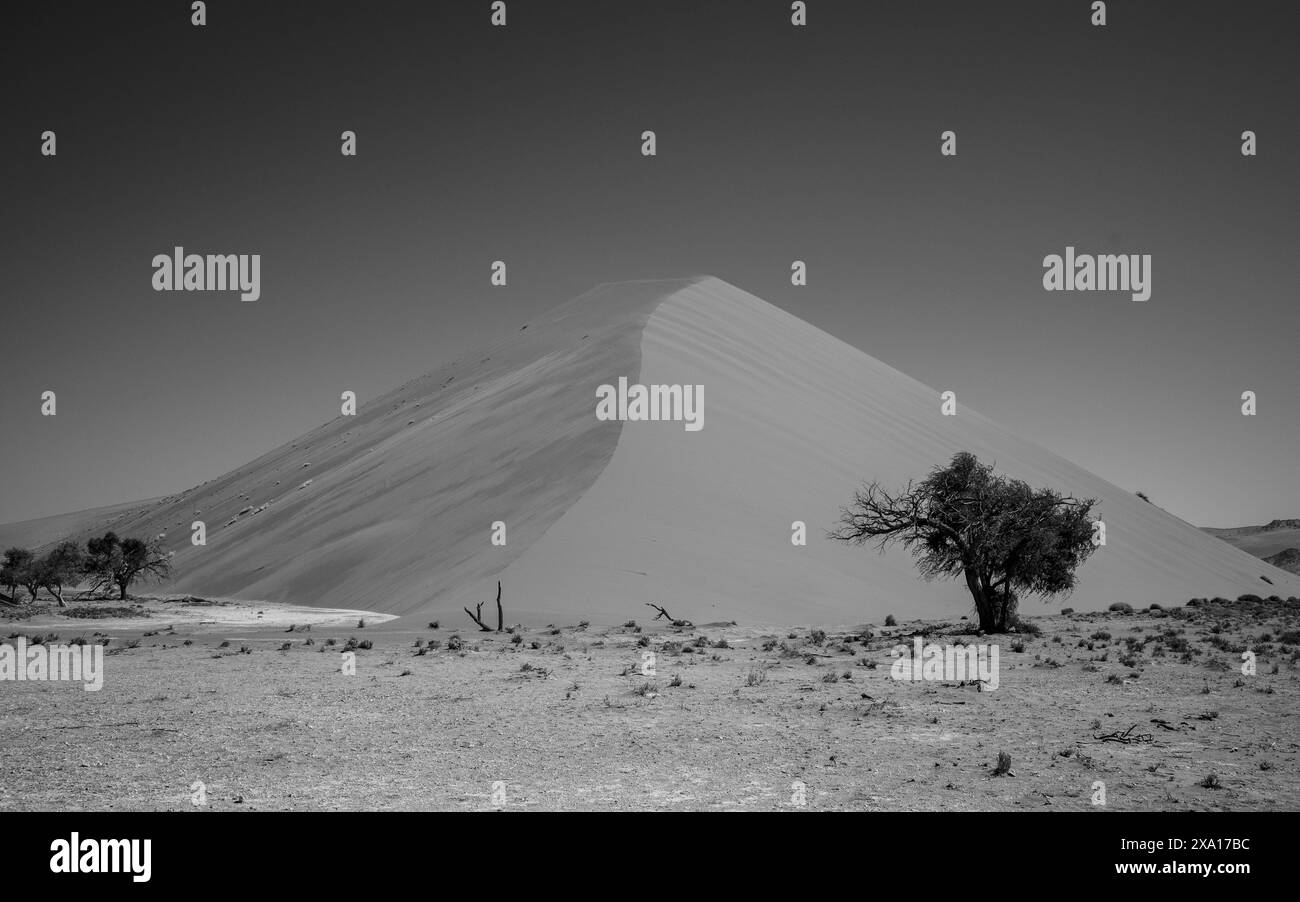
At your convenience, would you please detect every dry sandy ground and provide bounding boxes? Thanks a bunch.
[2,596,1297,811]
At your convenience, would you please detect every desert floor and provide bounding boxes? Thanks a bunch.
[1,596,1297,811]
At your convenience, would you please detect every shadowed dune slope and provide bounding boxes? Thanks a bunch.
[2,279,693,616]
[4,276,1296,623]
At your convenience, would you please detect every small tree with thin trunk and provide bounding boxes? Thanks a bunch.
[829,452,1098,633]
[1,547,36,602]
[36,541,85,607]
[34,543,85,608]
[20,556,43,601]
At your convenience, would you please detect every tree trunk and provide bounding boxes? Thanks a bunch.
[118,581,128,600]
[53,586,66,607]
[963,568,997,632]
[994,586,1016,632]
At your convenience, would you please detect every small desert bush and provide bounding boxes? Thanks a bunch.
[1108,602,1134,614]
[1010,616,1041,636]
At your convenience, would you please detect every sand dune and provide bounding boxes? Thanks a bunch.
[4,277,1296,625]
[0,498,163,552]
[495,278,1300,623]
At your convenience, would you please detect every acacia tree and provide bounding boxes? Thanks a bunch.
[36,541,86,607]
[3,547,45,602]
[829,452,1098,633]
[1,547,34,602]
[84,532,172,600]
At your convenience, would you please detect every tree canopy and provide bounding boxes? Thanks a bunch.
[829,451,1098,632]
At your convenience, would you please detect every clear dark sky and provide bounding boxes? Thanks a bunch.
[2,0,1296,527]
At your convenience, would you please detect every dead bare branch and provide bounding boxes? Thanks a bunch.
[645,602,692,629]
[466,581,506,632]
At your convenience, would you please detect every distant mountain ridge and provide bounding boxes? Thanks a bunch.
[1203,519,1300,562]
[1206,519,1300,538]
[1263,548,1300,576]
